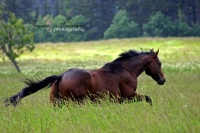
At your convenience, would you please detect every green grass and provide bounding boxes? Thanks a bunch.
[0,38,200,133]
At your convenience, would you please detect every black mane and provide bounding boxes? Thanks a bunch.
[113,49,154,62]
[102,49,155,72]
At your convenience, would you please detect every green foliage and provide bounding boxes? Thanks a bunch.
[50,14,66,42]
[3,0,34,23]
[143,12,199,37]
[2,0,200,42]
[174,20,192,37]
[0,12,34,72]
[143,12,175,37]
[104,10,140,39]
[29,15,53,42]
[63,15,88,42]
[191,24,200,36]
[0,14,34,56]
[30,14,88,42]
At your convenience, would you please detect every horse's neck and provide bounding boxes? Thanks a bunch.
[122,56,151,78]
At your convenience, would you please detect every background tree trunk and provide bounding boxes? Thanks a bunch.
[9,57,21,73]
[1,47,21,73]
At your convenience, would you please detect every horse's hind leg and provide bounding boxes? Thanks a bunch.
[50,81,57,105]
[50,81,63,107]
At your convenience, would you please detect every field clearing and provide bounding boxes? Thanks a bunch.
[0,38,200,133]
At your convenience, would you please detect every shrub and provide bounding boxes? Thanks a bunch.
[143,12,175,37]
[104,9,140,39]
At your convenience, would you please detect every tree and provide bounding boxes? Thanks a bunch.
[143,12,175,37]
[43,0,50,16]
[104,9,140,39]
[63,15,88,42]
[51,14,67,42]
[175,20,192,36]
[89,0,116,40]
[3,0,34,23]
[0,6,34,73]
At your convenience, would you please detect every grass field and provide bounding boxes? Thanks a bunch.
[0,38,199,133]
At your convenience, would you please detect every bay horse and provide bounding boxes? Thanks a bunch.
[4,49,166,107]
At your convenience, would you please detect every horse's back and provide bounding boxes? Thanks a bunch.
[62,68,91,80]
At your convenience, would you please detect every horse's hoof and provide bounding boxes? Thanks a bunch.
[145,95,152,106]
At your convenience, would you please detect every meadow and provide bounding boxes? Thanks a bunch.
[0,38,199,133]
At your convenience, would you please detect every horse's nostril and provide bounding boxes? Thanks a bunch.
[157,78,166,85]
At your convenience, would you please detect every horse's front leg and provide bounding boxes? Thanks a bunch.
[134,93,152,106]
[120,82,152,105]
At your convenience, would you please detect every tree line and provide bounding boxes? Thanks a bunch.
[1,0,200,43]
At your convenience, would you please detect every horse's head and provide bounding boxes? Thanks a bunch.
[145,49,166,85]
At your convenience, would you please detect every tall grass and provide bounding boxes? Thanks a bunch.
[0,38,199,133]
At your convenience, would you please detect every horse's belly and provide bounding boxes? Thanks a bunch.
[90,71,121,98]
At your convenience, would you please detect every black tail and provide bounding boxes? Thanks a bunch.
[4,75,62,107]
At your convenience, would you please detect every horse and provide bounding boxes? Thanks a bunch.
[4,49,166,107]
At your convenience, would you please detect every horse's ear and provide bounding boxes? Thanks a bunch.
[152,49,159,58]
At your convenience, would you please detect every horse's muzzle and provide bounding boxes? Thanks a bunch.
[157,78,166,85]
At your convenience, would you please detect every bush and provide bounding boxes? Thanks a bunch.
[174,20,192,37]
[28,14,88,42]
[29,15,53,42]
[191,24,200,36]
[51,14,66,42]
[63,15,88,42]
[104,9,140,39]
[143,12,175,37]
